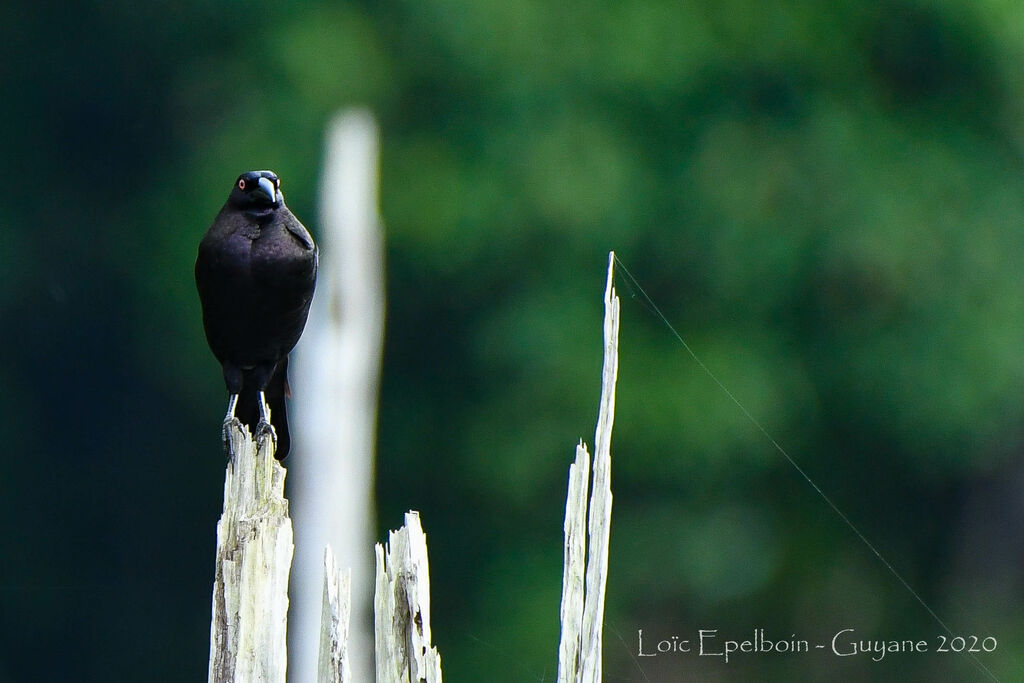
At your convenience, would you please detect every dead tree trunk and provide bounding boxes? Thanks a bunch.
[209,423,294,683]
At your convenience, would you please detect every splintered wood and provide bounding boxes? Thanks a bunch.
[319,546,353,682]
[558,251,619,683]
[374,511,443,683]
[209,421,294,683]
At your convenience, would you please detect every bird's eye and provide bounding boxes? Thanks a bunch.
[238,179,246,190]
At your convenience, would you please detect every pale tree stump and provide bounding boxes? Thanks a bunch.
[374,511,443,683]
[318,546,353,683]
[558,251,619,683]
[209,421,294,683]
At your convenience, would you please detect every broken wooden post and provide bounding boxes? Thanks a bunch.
[319,546,353,682]
[558,251,619,683]
[208,421,294,683]
[374,511,443,683]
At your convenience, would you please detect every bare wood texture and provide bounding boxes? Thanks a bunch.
[374,511,443,683]
[558,252,619,683]
[209,421,294,683]
[318,546,353,683]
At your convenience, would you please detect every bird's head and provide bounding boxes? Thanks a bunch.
[229,170,283,217]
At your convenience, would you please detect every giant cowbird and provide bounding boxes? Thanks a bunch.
[195,170,318,459]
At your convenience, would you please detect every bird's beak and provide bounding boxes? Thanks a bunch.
[255,176,278,205]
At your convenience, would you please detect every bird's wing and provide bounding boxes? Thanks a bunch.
[283,212,316,251]
[194,239,213,295]
[195,204,238,294]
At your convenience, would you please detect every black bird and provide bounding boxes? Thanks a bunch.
[195,170,318,459]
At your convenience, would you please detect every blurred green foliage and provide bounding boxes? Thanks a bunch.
[2,0,1024,680]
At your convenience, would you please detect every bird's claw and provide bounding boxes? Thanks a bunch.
[255,419,278,454]
[222,417,243,458]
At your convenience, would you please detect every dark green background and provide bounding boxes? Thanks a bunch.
[1,1,1022,680]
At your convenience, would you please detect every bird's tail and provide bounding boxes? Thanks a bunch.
[236,357,291,460]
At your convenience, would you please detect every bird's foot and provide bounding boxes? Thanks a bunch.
[222,417,243,458]
[255,419,278,454]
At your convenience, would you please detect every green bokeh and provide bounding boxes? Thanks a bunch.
[1,0,1022,680]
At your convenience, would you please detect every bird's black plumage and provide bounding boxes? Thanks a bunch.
[195,170,317,459]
